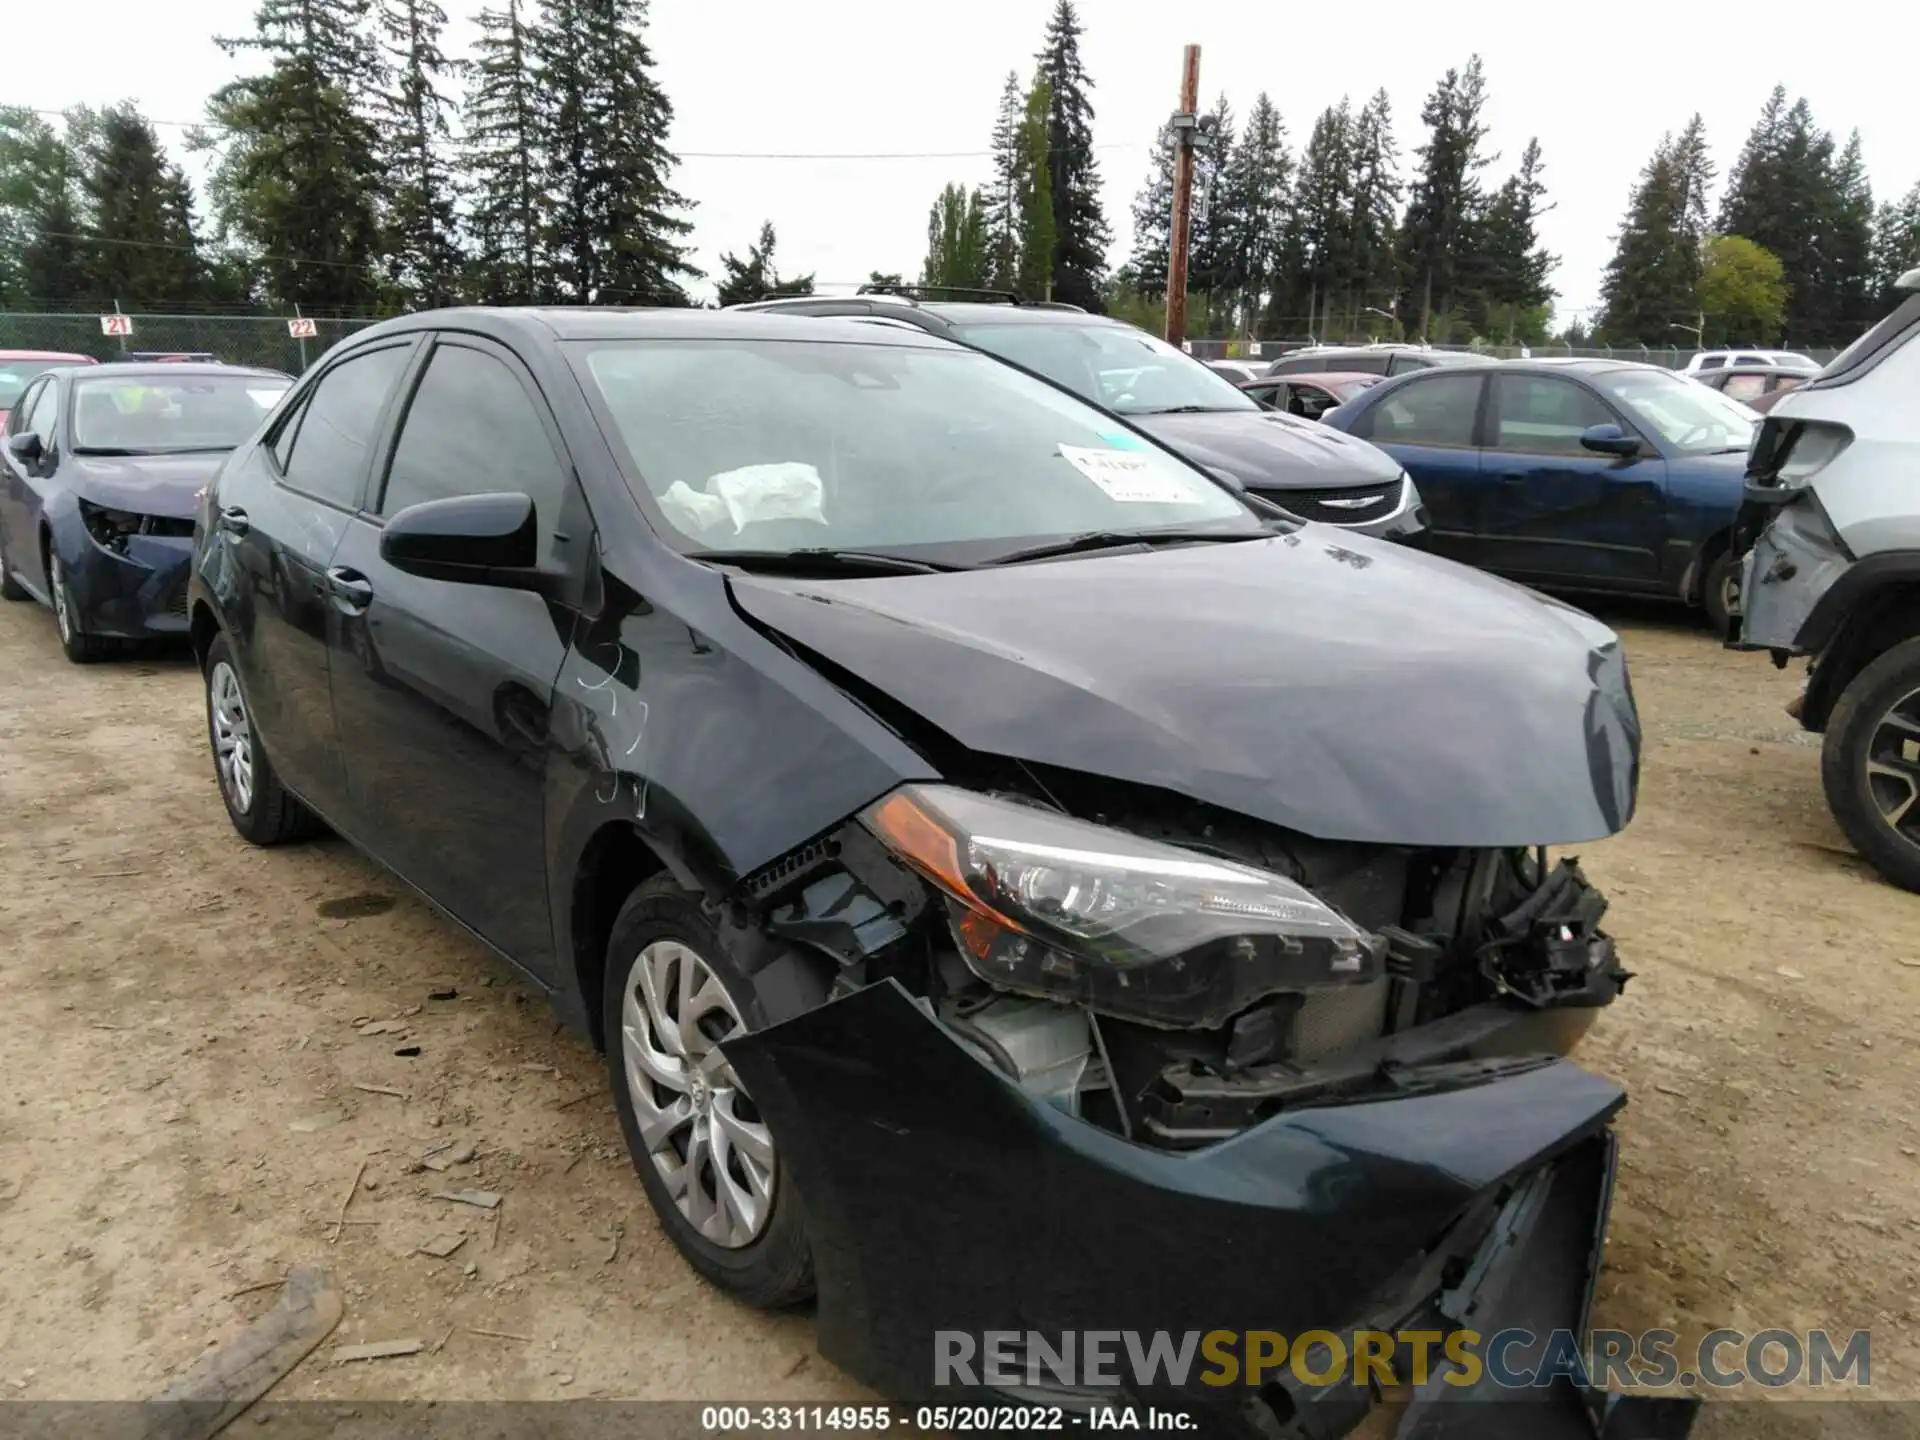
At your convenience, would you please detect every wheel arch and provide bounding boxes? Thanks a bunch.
[1679,526,1734,605]
[189,599,221,672]
[568,821,672,1052]
[1803,580,1920,733]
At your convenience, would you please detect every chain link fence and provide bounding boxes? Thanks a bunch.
[0,313,380,374]
[1184,336,1843,370]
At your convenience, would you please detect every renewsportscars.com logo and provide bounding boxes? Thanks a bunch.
[933,1328,1871,1391]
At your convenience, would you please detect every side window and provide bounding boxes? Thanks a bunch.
[1697,355,1725,370]
[1387,356,1431,375]
[1768,374,1805,393]
[1488,375,1617,455]
[1356,374,1483,447]
[24,380,59,446]
[1721,373,1768,403]
[1735,354,1767,367]
[280,344,413,509]
[7,380,44,436]
[1291,385,1339,420]
[379,343,574,561]
[270,390,312,473]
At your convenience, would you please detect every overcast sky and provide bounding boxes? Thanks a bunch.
[13,0,1916,323]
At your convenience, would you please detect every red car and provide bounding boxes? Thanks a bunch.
[0,350,99,429]
[1238,370,1382,420]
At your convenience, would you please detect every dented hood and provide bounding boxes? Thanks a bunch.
[729,530,1639,847]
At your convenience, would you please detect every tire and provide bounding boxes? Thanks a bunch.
[49,552,110,663]
[0,526,25,601]
[1701,550,1739,636]
[1821,635,1920,893]
[203,631,323,845]
[602,875,814,1308]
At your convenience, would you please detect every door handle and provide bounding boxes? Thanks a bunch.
[217,505,250,537]
[325,567,374,611]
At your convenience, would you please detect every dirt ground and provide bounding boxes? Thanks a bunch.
[1,593,1916,1417]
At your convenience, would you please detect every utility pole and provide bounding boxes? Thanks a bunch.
[1164,44,1201,349]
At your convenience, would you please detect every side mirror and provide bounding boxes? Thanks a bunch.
[1579,423,1642,457]
[379,491,553,594]
[6,431,43,464]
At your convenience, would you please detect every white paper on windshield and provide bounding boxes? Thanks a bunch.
[659,480,733,536]
[707,462,827,531]
[1057,444,1198,504]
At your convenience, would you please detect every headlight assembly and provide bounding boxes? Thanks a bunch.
[860,784,1384,1029]
[78,499,147,554]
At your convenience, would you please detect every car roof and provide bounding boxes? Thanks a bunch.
[1257,370,1379,385]
[349,305,967,351]
[62,361,290,380]
[1703,361,1820,376]
[0,350,96,363]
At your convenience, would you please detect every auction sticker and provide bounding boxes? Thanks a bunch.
[1058,444,1196,503]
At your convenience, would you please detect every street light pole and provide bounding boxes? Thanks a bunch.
[1164,45,1201,350]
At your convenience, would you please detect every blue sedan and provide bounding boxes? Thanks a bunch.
[0,363,290,661]
[1320,358,1758,629]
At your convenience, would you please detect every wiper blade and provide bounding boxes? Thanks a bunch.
[1134,404,1239,415]
[690,546,960,576]
[71,446,142,456]
[981,528,1269,567]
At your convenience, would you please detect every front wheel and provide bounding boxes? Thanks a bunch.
[49,552,109,662]
[602,875,814,1308]
[1822,635,1920,892]
[1701,550,1739,636]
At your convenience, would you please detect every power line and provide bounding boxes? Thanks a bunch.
[36,229,382,275]
[15,106,1131,161]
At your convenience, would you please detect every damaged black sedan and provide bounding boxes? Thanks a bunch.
[186,309,1681,1439]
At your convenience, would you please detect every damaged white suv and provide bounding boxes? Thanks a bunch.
[1733,267,1920,888]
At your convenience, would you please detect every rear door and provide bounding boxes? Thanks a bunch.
[214,338,419,821]
[1348,371,1486,563]
[1475,373,1667,588]
[325,334,595,977]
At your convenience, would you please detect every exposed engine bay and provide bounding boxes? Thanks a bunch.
[740,764,1631,1154]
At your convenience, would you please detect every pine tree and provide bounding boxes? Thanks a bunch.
[6,114,88,305]
[374,0,464,308]
[1872,183,1920,308]
[1826,130,1876,334]
[1033,0,1110,310]
[1287,102,1353,335]
[204,0,386,310]
[713,221,811,307]
[984,72,1025,293]
[923,184,990,290]
[1186,96,1235,327]
[1209,94,1287,334]
[1475,137,1556,342]
[78,106,207,306]
[1125,121,1175,299]
[1343,89,1402,329]
[1015,77,1055,301]
[461,0,544,303]
[1597,132,1701,344]
[532,0,698,305]
[1397,55,1494,340]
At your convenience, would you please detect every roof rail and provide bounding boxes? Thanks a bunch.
[856,282,1011,303]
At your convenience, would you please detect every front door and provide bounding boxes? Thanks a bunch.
[0,379,53,589]
[1476,373,1667,588]
[327,335,594,978]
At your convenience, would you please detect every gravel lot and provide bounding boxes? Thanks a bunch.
[1,593,1917,1415]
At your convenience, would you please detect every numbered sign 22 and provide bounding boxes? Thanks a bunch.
[287,317,318,339]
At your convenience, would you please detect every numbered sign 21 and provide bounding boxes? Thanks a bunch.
[99,314,134,337]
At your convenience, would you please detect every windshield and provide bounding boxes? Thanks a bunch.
[0,361,67,412]
[1593,369,1758,454]
[576,339,1258,560]
[71,374,289,453]
[948,320,1260,416]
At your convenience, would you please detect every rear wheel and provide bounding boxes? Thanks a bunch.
[602,875,814,1308]
[1822,636,1920,892]
[49,553,109,663]
[204,631,322,845]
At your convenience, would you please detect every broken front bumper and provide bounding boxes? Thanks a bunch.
[724,981,1698,1440]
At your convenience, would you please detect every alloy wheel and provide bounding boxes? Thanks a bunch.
[1720,567,1741,621]
[1864,686,1920,846]
[620,939,775,1248]
[209,660,256,814]
[50,555,73,643]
